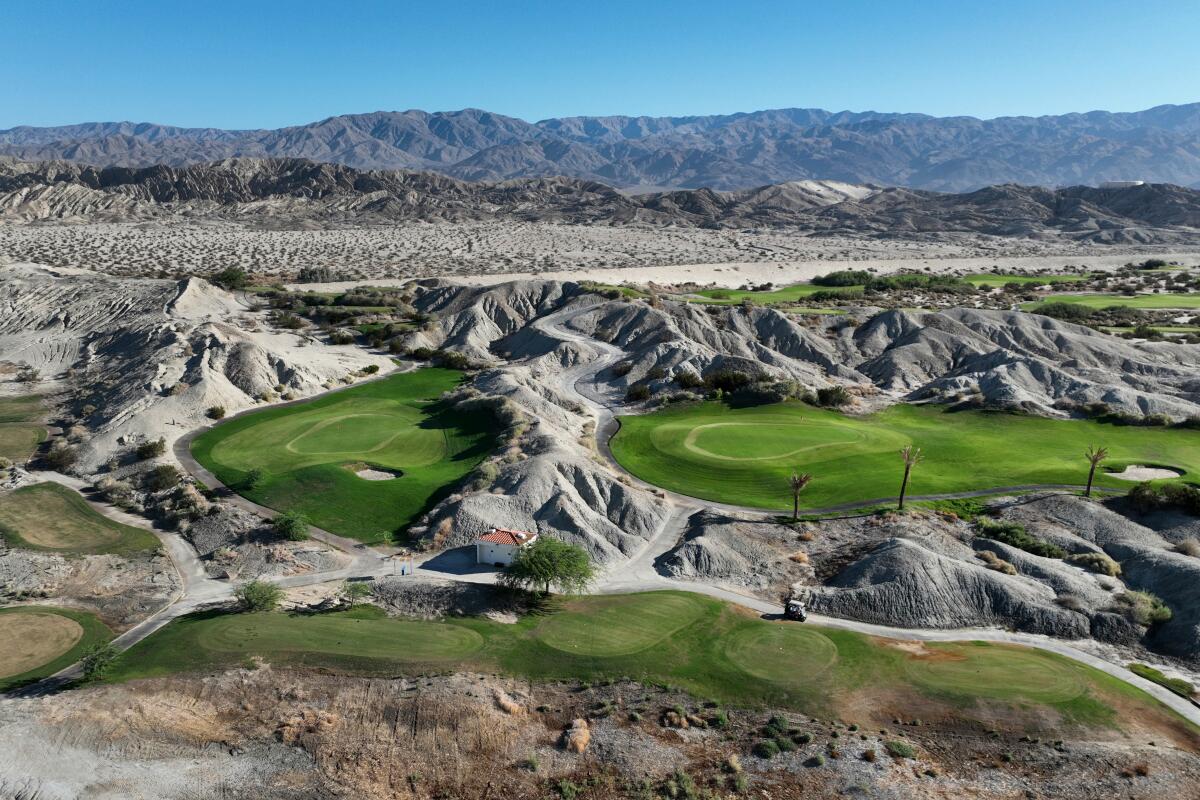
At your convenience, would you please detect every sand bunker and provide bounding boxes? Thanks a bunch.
[348,464,403,481]
[0,612,84,678]
[1107,465,1183,481]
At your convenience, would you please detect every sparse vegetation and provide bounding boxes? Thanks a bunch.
[235,580,284,612]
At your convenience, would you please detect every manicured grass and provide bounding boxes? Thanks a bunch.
[964,273,1086,287]
[0,482,160,555]
[690,282,863,305]
[104,592,1194,736]
[609,401,1200,511]
[1129,663,1196,699]
[0,395,46,463]
[1025,293,1200,311]
[0,606,113,691]
[191,368,494,544]
[1100,325,1200,334]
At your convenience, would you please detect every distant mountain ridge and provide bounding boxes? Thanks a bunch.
[3,157,1199,244]
[2,104,1199,192]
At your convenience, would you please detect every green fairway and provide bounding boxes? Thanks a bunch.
[192,368,494,543]
[0,606,113,690]
[0,395,46,463]
[689,282,863,305]
[964,273,1086,287]
[0,482,160,554]
[609,401,1200,510]
[1025,293,1200,311]
[104,592,1194,736]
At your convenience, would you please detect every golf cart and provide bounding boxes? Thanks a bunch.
[785,598,808,622]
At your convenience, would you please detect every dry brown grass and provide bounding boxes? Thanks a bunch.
[0,612,83,678]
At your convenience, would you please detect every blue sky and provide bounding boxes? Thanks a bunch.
[3,0,1197,129]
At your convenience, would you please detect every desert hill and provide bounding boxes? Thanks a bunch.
[2,158,1200,243]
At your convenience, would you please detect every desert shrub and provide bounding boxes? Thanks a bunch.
[1066,551,1122,576]
[1114,591,1172,626]
[434,350,472,370]
[976,549,1017,575]
[407,346,435,360]
[705,369,757,394]
[730,380,798,407]
[1034,302,1093,322]
[363,364,380,374]
[673,370,704,389]
[210,267,248,290]
[43,443,79,471]
[274,312,305,329]
[976,518,1066,559]
[813,269,871,287]
[296,266,334,283]
[136,438,167,459]
[1128,482,1200,516]
[647,366,667,381]
[329,329,356,345]
[206,405,226,420]
[625,384,652,402]
[816,385,851,407]
[885,740,915,759]
[272,510,310,541]
[144,464,182,492]
[1173,538,1200,557]
[236,580,283,612]
[753,740,780,759]
[611,361,634,377]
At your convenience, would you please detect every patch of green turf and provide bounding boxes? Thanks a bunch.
[690,282,863,306]
[192,368,494,544]
[0,395,46,462]
[0,482,160,555]
[1100,325,1200,334]
[609,401,1200,511]
[1129,663,1196,699]
[0,606,113,691]
[964,273,1086,287]
[104,592,1194,737]
[1025,293,1200,311]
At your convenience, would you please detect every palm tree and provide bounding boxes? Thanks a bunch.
[898,445,923,510]
[789,471,812,521]
[1084,445,1108,498]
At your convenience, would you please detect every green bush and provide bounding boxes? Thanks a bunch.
[625,384,652,402]
[885,740,915,759]
[136,438,167,459]
[809,288,864,302]
[1128,482,1200,516]
[81,642,120,681]
[272,510,310,541]
[363,364,380,374]
[1033,302,1094,322]
[236,580,283,612]
[816,385,851,407]
[813,269,871,287]
[753,740,780,759]
[705,369,757,394]
[210,267,249,290]
[145,464,182,492]
[206,405,226,420]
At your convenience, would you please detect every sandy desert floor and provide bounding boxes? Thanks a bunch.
[3,220,1198,286]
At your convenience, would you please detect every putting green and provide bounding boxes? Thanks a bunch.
[192,368,494,543]
[0,395,46,462]
[611,401,1200,511]
[0,482,160,554]
[536,592,709,656]
[902,642,1086,703]
[0,606,113,690]
[723,624,838,684]
[1025,293,1200,311]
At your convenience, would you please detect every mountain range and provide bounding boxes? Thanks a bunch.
[3,157,1199,243]
[2,104,1200,192]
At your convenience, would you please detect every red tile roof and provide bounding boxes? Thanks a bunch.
[477,528,538,546]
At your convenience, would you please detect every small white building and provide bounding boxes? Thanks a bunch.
[475,527,538,566]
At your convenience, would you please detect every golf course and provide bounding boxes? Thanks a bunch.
[191,368,494,544]
[0,606,113,691]
[609,401,1200,511]
[0,482,160,555]
[104,591,1192,734]
[1026,293,1200,311]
